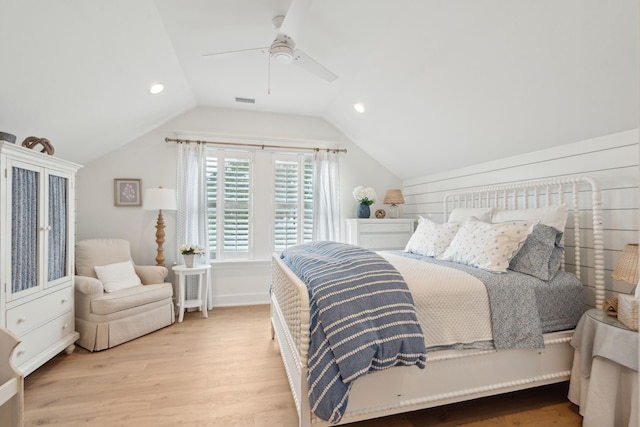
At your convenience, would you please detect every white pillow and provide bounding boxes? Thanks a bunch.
[94,260,142,293]
[439,217,537,273]
[448,207,493,224]
[404,216,460,257]
[491,204,568,232]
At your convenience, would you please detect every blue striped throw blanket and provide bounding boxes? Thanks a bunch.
[281,241,426,423]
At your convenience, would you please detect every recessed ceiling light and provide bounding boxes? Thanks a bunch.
[149,83,164,95]
[353,103,365,113]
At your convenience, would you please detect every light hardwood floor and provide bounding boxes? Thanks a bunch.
[24,305,582,426]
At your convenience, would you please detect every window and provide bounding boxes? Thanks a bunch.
[273,156,313,252]
[206,151,252,260]
[206,148,313,260]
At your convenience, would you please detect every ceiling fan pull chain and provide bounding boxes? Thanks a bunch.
[267,51,271,95]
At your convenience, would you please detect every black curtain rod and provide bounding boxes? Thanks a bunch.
[164,137,347,154]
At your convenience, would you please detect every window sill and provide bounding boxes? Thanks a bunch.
[204,259,271,270]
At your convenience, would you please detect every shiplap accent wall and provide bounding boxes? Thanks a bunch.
[403,130,639,306]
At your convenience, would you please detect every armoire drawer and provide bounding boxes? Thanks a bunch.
[6,286,73,337]
[11,311,74,369]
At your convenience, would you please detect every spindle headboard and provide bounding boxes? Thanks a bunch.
[443,176,604,307]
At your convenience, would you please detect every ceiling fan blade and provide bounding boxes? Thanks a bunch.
[202,47,268,58]
[293,49,338,82]
[278,0,312,40]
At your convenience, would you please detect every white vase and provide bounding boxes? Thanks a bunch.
[183,254,196,268]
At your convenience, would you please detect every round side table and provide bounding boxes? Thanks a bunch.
[172,264,211,323]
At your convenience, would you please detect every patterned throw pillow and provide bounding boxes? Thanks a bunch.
[404,216,460,257]
[439,217,537,273]
[508,223,564,280]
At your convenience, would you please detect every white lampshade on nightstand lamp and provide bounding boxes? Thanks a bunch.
[384,189,405,218]
[144,187,177,266]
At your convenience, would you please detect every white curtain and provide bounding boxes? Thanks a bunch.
[312,150,341,241]
[176,143,213,309]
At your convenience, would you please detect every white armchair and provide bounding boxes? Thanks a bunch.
[74,238,175,351]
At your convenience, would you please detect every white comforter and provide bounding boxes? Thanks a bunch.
[380,252,493,350]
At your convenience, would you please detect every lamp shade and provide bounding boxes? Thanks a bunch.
[384,189,405,206]
[144,187,176,211]
[612,243,639,285]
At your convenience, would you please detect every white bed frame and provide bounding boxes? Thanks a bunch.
[271,176,605,426]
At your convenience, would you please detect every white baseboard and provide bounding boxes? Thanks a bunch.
[211,292,270,307]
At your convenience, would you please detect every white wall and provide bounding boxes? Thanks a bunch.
[402,129,639,306]
[76,106,401,306]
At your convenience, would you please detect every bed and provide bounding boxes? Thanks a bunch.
[271,176,605,426]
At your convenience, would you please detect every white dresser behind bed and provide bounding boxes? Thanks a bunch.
[344,218,415,250]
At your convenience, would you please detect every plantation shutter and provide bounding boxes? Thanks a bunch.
[274,155,314,251]
[274,160,299,251]
[205,156,218,257]
[302,158,313,243]
[223,157,250,255]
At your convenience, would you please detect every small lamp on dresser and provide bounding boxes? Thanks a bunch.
[611,243,640,330]
[384,189,405,218]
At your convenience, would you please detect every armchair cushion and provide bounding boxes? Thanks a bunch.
[90,284,173,315]
[94,260,142,292]
[76,239,135,278]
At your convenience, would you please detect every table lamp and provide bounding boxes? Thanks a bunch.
[612,243,639,329]
[612,243,639,295]
[384,189,405,218]
[144,187,177,266]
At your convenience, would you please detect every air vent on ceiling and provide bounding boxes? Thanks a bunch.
[235,97,256,104]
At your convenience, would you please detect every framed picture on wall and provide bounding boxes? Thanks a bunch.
[114,178,141,206]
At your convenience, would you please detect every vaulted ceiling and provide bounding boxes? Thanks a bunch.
[1,0,637,180]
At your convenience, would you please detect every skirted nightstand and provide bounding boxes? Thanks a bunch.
[568,308,638,427]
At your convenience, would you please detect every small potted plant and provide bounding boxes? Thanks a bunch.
[353,186,377,218]
[179,244,204,268]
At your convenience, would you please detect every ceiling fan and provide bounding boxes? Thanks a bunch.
[202,0,338,85]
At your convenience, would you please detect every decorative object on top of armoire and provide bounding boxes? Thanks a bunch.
[20,136,54,156]
[0,142,81,376]
[383,189,405,218]
[0,132,16,144]
[144,187,177,266]
[0,327,23,426]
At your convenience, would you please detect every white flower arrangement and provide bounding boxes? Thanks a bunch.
[179,244,205,255]
[353,186,377,206]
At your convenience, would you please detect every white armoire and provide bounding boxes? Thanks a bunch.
[0,142,81,376]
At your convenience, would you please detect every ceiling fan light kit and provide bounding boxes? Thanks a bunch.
[270,37,295,64]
